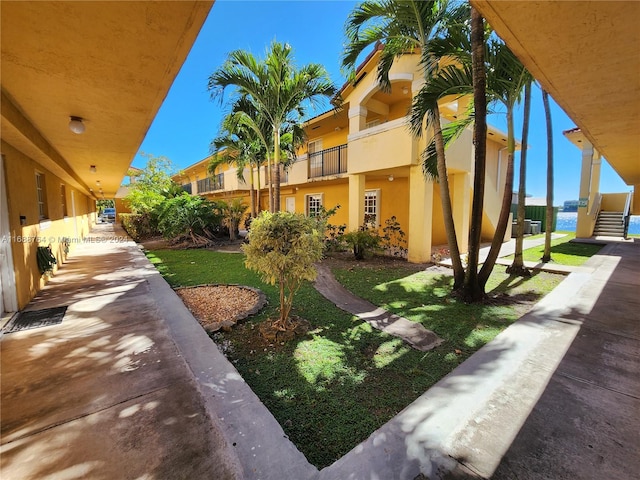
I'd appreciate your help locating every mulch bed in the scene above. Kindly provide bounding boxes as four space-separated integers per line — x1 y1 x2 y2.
175 284 266 333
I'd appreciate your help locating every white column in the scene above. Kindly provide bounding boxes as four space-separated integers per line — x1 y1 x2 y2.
576 143 601 238
348 106 367 134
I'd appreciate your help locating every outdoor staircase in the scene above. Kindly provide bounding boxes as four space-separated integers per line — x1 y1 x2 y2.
593 210 626 238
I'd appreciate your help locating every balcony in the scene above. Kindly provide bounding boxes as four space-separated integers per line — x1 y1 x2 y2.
196 174 224 194
347 118 416 174
308 144 348 179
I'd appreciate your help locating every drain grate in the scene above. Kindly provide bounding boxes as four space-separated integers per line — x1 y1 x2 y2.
3 306 67 333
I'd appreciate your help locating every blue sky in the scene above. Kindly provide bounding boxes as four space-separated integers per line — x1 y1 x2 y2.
134 0 630 205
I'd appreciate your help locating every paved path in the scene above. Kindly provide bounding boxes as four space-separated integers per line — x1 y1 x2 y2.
439 233 571 271
314 264 443 352
0 224 242 479
3 225 637 480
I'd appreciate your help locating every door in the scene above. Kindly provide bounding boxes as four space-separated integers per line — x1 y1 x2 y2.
308 140 323 178
0 154 18 314
285 197 296 213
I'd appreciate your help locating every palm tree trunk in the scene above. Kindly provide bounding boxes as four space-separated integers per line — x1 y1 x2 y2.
542 88 554 262
478 107 516 288
266 153 273 213
433 104 464 288
463 6 487 302
273 127 281 212
255 162 262 214
249 167 256 218
507 80 532 276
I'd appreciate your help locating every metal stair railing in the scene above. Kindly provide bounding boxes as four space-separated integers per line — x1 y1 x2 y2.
622 191 632 238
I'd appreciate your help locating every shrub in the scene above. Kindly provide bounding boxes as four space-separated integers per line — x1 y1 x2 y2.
156 194 223 245
120 213 159 241
343 226 380 260
242 211 323 327
380 216 408 258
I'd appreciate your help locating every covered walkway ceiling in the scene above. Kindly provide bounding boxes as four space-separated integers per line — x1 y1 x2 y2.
472 0 640 185
1 1 213 198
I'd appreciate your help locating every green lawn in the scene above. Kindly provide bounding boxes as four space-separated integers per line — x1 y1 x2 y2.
504 232 604 266
147 249 563 468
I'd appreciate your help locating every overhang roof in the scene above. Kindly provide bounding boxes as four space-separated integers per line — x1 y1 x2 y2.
1 1 212 198
471 0 640 185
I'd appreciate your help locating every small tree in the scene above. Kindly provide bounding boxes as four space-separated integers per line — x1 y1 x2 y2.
124 153 181 214
217 198 248 240
242 211 323 329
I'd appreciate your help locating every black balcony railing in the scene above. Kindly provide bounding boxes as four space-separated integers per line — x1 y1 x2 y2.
308 144 347 178
196 174 224 194
181 183 192 194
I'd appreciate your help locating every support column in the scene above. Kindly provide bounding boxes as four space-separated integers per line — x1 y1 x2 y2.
348 106 367 135
452 172 470 254
407 165 433 263
348 174 365 230
576 143 601 238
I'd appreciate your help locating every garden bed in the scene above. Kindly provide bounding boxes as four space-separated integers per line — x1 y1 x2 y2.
147 248 564 468
175 284 266 333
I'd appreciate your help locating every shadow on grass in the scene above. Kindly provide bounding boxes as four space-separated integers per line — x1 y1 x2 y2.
147 249 550 468
551 241 604 258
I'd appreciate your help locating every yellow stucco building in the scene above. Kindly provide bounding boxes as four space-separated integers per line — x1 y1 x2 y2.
1 1 212 312
176 47 512 263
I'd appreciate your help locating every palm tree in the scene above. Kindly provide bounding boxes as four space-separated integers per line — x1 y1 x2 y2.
464 6 488 302
343 0 469 288
211 114 260 218
475 40 532 291
212 96 275 215
541 87 554 262
408 12 531 298
507 79 532 276
208 41 336 212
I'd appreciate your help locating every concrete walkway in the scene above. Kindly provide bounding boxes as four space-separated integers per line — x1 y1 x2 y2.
439 233 581 273
2 225 638 480
314 264 443 351
0 224 242 479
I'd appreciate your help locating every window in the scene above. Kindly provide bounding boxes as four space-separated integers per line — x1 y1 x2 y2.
35 172 48 220
306 194 323 217
364 189 380 227
60 184 68 217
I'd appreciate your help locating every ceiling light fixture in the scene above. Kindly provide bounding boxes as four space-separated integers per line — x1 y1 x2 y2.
388 175 394 182
69 116 85 134
89 165 97 173
402 86 409 95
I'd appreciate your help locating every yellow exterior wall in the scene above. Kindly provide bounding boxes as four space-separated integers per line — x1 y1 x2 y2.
279 178 410 239
600 193 629 211
114 197 131 221
431 184 447 246
348 123 417 174
2 141 93 309
370 178 410 234
307 129 349 150
388 99 412 122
